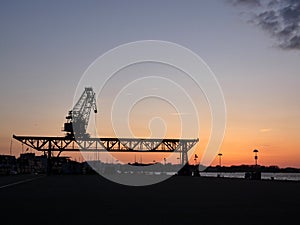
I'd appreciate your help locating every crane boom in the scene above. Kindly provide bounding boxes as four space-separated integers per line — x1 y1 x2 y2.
63 87 97 138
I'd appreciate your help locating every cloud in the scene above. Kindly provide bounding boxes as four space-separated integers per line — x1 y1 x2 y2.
229 0 300 50
260 128 272 132
231 0 261 7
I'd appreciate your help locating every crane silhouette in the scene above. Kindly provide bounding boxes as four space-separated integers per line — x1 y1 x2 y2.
63 87 97 138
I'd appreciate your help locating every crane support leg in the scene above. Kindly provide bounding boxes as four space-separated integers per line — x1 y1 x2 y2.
47 141 52 176
181 141 188 165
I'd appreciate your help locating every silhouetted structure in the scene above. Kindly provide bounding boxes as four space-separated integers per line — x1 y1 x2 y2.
218 153 223 167
177 163 200 176
253 149 259 166
245 170 261 180
63 87 97 139
13 87 199 175
0 155 17 175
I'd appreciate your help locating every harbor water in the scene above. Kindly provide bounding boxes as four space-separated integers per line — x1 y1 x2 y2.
199 172 300 181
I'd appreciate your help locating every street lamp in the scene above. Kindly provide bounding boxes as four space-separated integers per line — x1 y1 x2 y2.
218 153 223 167
253 149 259 166
194 154 198 165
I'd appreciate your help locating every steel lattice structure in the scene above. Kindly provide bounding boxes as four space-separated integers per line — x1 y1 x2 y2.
12 135 198 152
13 135 198 165
12 87 199 174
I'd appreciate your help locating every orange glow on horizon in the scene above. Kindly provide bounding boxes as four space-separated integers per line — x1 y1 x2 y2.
2 99 300 169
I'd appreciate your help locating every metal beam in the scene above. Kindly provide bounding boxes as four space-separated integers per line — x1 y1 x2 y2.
13 135 198 165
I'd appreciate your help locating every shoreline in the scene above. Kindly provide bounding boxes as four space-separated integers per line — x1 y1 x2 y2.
1 172 300 183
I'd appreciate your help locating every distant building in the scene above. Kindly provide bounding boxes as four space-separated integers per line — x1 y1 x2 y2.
51 156 82 174
17 153 47 174
0 155 17 175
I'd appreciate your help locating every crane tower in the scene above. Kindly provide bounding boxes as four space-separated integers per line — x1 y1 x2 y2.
63 87 97 138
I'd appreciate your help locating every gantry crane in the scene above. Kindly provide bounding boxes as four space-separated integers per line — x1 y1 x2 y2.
13 87 199 175
63 87 97 138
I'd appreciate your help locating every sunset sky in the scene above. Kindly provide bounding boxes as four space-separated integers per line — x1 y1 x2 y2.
1 0 300 168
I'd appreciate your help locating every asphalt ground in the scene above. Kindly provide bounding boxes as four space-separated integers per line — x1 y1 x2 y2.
0 174 299 225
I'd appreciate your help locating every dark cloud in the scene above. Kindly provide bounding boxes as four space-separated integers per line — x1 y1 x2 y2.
256 10 280 34
285 35 300 49
231 0 261 7
230 0 300 50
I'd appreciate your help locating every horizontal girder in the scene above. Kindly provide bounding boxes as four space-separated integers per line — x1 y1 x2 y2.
13 135 198 153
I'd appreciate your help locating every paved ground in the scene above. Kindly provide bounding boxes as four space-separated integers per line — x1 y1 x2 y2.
0 174 299 225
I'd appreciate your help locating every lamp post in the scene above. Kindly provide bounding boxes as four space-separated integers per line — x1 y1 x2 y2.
194 154 198 165
177 157 180 165
9 139 12 155
253 149 259 166
218 153 223 167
